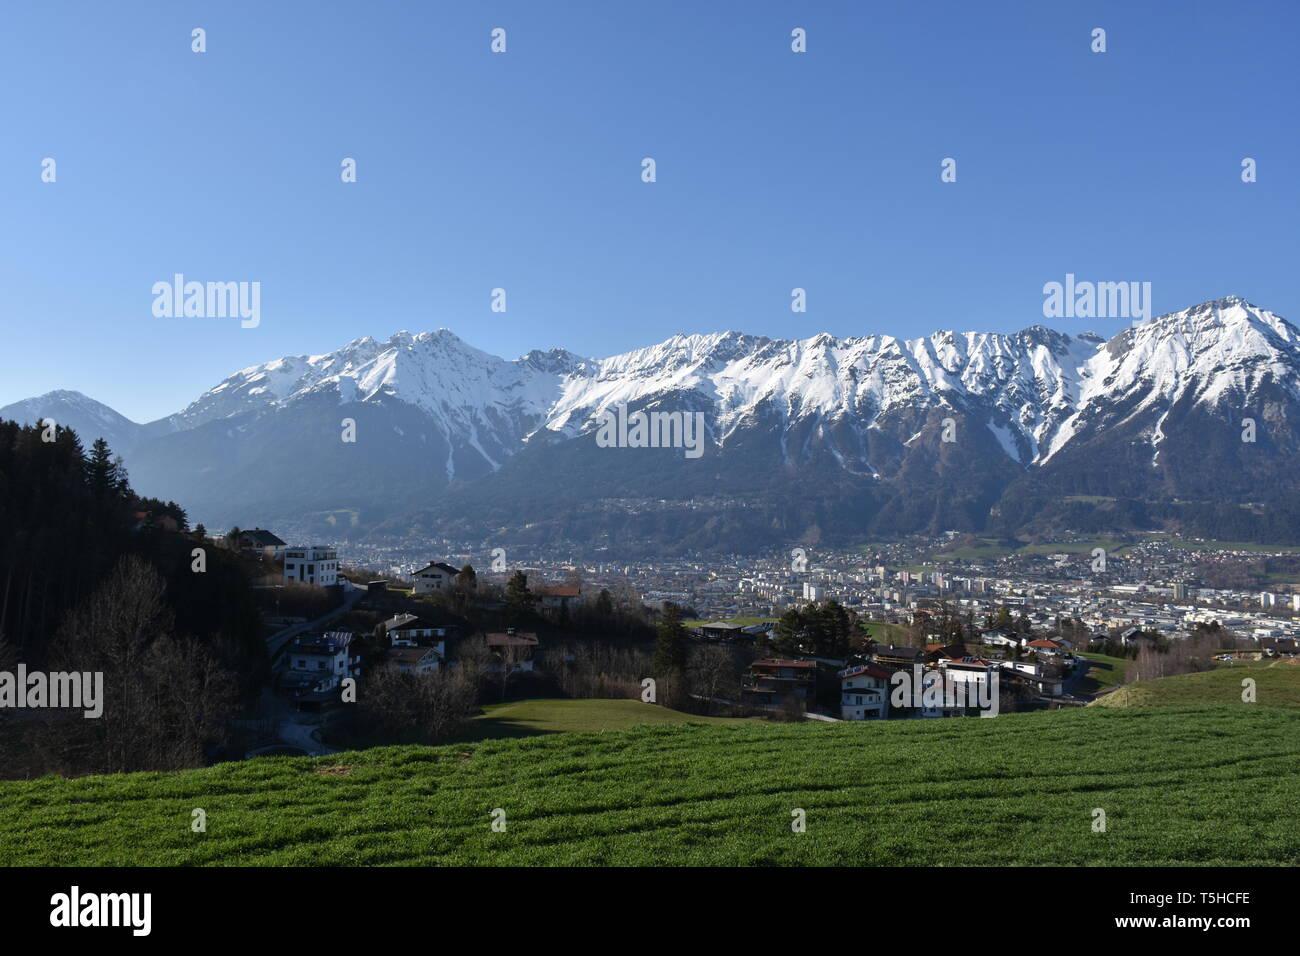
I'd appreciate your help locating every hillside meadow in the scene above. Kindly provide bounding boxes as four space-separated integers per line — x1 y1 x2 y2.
456 698 752 741
1 704 1296 866
1094 659 1300 710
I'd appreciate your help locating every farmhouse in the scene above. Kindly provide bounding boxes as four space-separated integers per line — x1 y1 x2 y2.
386 646 442 674
382 612 456 649
485 629 540 672
238 528 285 555
412 561 461 595
536 585 581 611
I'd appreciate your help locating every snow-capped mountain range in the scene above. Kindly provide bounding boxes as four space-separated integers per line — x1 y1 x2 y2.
6 296 1300 552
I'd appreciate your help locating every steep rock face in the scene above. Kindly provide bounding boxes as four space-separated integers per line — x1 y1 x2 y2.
9 296 1300 550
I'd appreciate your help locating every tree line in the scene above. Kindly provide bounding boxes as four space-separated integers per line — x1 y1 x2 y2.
0 419 266 778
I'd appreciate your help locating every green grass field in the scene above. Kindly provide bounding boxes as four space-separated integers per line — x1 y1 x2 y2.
1077 653 1132 696
1094 660 1300 710
1 704 1296 866
456 698 751 741
864 621 911 643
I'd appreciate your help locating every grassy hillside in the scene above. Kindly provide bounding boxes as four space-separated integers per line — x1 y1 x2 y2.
1 705 1296 866
1094 659 1300 710
1077 653 1132 696
456 698 751 741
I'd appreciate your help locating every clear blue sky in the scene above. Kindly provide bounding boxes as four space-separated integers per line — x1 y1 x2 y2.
1 0 1296 422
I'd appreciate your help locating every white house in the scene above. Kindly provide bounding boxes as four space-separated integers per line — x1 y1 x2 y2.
412 561 460 594
282 631 357 695
1026 638 1064 657
839 663 892 720
916 656 1001 717
981 628 1030 650
381 613 449 665
283 547 338 586
386 646 441 674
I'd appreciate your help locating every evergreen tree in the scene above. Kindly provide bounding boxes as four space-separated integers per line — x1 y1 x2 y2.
816 599 853 658
772 607 804 656
505 571 534 612
653 602 688 677
86 438 119 496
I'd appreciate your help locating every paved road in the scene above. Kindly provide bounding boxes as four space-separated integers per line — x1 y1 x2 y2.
265 581 365 662
247 582 365 759
1063 655 1090 698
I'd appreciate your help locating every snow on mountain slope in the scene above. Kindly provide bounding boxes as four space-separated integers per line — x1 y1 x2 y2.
1042 297 1300 462
151 296 1300 480
540 325 1104 467
165 330 596 478
11 296 1297 510
0 389 147 452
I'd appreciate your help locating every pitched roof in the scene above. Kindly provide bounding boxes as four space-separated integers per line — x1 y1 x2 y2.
414 561 461 576
240 528 285 548
537 586 581 598
486 631 539 647
840 664 893 681
387 647 439 665
941 656 998 668
873 644 921 660
387 614 439 632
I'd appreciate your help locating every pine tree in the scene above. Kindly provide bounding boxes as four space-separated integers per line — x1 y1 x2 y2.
86 438 118 496
653 602 688 677
505 571 533 611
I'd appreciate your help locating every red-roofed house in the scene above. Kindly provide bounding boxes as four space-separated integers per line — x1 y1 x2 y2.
1027 638 1064 657
536 585 581 611
839 663 893 720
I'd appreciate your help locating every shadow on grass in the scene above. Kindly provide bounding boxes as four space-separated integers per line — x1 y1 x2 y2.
450 716 553 743
1077 658 1122 697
